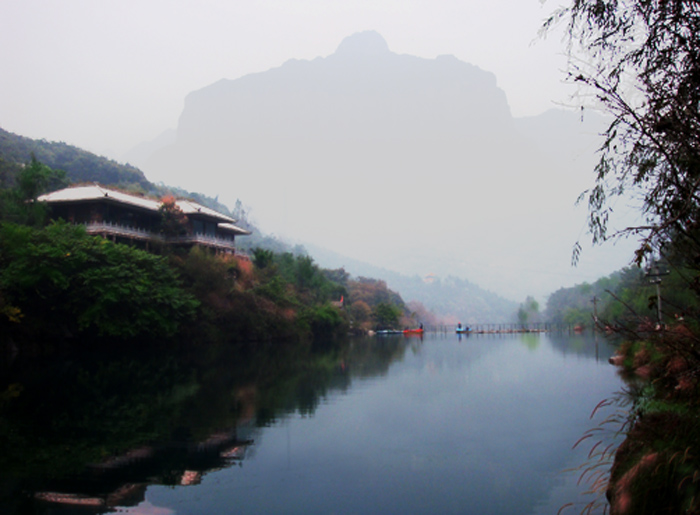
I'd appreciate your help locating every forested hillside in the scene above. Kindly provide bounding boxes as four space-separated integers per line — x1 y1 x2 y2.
0 127 149 188
545 265 700 329
306 243 518 323
0 126 240 219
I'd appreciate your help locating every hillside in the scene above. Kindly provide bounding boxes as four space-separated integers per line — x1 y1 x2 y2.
0 127 149 189
306 243 517 323
0 126 238 220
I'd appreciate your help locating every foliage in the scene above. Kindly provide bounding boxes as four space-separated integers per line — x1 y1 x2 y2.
159 194 189 237
349 299 372 325
348 277 403 308
259 252 347 306
548 273 602 324
346 277 407 331
372 302 403 329
170 247 295 342
545 1 700 268
0 156 22 190
0 156 68 226
252 247 275 269
172 245 238 299
516 296 541 325
604 336 700 514
0 215 370 346
300 304 347 341
0 221 198 341
546 263 700 329
168 247 352 343
0 126 149 189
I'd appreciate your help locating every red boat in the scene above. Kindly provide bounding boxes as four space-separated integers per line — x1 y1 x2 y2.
403 328 424 335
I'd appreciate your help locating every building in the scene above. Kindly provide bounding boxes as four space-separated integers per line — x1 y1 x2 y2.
37 184 251 254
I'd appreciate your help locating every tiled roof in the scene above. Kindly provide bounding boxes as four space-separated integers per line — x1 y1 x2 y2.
219 223 252 235
176 199 236 223
38 184 160 211
38 185 237 224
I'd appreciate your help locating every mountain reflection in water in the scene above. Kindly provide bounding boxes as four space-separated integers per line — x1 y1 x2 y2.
1 333 622 515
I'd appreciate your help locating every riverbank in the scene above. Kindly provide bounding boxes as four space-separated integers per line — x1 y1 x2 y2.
605 325 700 514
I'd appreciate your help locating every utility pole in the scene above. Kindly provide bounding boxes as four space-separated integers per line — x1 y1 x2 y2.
591 296 599 325
591 295 600 360
646 261 670 328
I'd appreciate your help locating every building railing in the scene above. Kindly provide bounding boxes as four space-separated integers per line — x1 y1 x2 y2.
171 233 237 250
84 222 160 242
84 222 238 251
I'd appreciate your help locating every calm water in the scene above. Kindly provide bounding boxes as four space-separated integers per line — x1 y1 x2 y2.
1 332 624 514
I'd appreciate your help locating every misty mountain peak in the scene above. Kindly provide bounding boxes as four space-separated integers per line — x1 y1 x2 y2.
335 31 390 57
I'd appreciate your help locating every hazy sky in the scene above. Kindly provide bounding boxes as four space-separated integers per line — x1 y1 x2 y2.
2 0 569 158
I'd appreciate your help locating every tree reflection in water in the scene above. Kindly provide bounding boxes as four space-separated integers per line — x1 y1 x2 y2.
0 336 412 514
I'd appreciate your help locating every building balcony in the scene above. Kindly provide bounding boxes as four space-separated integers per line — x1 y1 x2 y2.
84 222 239 253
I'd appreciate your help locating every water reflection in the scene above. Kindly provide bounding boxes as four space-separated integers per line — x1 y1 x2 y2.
1 332 621 514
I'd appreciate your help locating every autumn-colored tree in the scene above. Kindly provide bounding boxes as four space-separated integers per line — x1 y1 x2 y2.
159 195 188 237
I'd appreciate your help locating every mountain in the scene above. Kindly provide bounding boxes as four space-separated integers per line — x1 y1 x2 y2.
131 30 634 302
122 128 176 168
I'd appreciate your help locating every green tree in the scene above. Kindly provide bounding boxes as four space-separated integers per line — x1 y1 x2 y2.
517 296 540 326
252 247 275 269
517 306 529 325
301 304 346 341
0 157 67 226
0 221 198 341
372 302 403 329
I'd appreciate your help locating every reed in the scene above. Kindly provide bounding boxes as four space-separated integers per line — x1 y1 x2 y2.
559 391 633 514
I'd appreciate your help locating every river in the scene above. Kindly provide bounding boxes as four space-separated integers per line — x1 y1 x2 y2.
1 331 625 514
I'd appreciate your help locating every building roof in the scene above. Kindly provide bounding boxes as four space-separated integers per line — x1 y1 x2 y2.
38 185 238 224
176 199 236 223
219 222 252 236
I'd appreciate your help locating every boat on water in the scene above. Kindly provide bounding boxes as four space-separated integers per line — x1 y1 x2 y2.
456 323 471 334
403 324 424 335
375 329 403 335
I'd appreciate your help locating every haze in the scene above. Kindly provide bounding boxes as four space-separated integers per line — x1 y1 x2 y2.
0 1 639 302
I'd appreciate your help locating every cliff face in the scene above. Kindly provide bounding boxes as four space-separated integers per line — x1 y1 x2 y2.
148 30 516 184
175 31 511 145
139 31 617 301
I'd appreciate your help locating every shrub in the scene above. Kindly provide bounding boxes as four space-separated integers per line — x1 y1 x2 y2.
0 221 198 341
